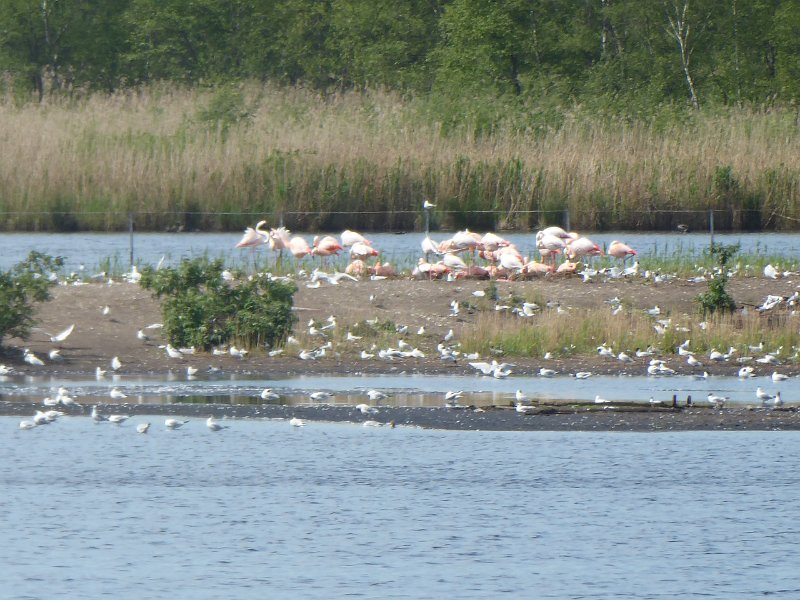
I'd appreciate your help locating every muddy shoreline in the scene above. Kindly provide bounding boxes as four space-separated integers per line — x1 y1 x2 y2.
4 400 800 432
2 278 799 431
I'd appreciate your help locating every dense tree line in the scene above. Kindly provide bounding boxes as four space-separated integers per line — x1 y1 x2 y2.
1 1 799 111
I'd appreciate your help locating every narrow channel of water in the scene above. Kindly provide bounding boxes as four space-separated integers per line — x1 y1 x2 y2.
0 372 792 407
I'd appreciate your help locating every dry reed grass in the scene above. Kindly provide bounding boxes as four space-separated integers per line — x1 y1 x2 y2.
2 83 800 232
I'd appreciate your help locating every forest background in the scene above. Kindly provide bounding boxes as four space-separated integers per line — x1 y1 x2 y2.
1 0 800 232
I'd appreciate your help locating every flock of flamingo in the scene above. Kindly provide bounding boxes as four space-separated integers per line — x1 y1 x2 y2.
236 219 638 280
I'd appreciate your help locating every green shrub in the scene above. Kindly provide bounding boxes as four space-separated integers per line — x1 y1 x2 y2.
697 242 739 316
0 252 64 346
139 257 297 350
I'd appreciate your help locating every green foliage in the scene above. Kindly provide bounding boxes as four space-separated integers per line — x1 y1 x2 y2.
0 0 795 113
696 242 739 316
139 257 297 350
0 252 63 346
195 85 252 135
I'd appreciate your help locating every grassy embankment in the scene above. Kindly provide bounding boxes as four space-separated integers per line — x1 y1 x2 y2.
292 298 799 366
1 83 800 233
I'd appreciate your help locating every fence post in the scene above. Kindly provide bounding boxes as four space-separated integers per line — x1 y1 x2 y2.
129 212 134 267
563 209 571 232
709 209 715 247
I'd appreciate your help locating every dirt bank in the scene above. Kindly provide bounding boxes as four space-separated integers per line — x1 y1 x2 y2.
1 276 797 379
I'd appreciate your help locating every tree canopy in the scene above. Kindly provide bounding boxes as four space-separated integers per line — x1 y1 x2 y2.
1 0 799 111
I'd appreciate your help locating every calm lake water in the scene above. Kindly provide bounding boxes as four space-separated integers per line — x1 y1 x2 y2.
0 372 792 407
2 416 798 599
1 230 799 272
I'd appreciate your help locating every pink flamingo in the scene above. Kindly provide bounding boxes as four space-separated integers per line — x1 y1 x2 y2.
421 236 440 259
235 220 269 268
235 220 269 248
481 232 511 252
312 235 343 268
499 251 525 274
287 236 312 260
536 233 567 267
413 258 449 280
345 259 368 278
522 261 554 278
442 253 467 271
341 229 372 247
566 236 603 260
350 242 379 260
268 226 291 267
538 226 571 240
608 240 637 264
369 262 397 277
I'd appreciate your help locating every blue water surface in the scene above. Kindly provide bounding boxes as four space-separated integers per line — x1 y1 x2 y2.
2 416 798 599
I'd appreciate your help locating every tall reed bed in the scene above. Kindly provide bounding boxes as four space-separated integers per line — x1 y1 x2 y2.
2 84 800 232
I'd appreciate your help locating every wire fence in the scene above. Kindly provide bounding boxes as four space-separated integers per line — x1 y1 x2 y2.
0 207 793 224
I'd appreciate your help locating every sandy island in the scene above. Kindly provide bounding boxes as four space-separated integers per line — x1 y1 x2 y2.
2 276 799 431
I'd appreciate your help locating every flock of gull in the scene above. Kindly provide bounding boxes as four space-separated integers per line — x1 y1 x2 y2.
4 209 800 428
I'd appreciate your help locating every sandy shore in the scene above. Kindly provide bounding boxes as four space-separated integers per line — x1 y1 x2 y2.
1 277 798 431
